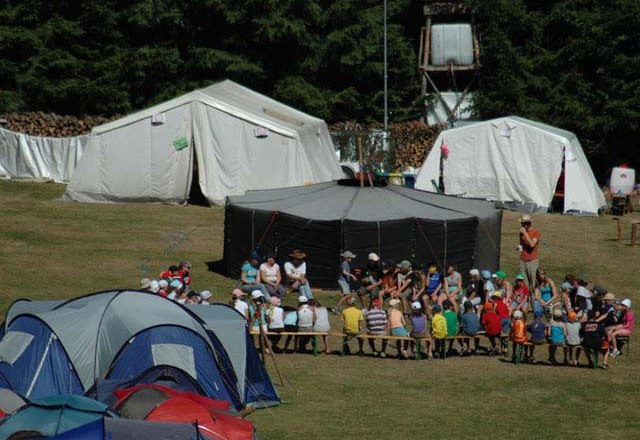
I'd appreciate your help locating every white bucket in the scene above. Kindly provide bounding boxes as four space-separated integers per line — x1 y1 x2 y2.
610 167 635 195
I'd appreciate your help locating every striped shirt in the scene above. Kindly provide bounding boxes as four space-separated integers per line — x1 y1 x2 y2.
365 308 388 334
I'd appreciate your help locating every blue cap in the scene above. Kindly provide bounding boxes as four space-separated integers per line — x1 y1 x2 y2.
534 311 544 318
481 270 491 279
170 280 182 288
433 304 442 312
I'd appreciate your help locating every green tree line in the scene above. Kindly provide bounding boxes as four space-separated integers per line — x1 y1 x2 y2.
0 1 638 175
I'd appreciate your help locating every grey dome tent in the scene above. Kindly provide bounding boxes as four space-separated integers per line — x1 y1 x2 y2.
223 181 502 288
0 291 279 410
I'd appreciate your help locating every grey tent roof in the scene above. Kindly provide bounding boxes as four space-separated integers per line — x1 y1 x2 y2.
0 388 27 414
186 304 247 402
4 291 214 391
227 181 499 222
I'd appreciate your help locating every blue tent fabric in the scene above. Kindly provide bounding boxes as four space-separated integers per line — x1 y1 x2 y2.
50 418 206 440
0 394 111 438
0 316 83 399
242 331 280 407
106 326 241 409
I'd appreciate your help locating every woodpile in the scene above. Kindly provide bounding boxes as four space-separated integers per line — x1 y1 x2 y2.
0 112 117 137
329 120 444 171
389 121 444 170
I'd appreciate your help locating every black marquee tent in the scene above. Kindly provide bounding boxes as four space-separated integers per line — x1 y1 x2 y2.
223 181 502 289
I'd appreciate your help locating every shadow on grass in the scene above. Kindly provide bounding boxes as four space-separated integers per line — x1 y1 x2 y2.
207 259 225 275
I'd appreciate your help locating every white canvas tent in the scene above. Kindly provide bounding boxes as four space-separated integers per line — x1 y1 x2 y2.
415 116 606 215
0 128 87 183
63 80 343 205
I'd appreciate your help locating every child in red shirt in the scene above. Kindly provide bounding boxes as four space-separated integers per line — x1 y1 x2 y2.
481 302 502 355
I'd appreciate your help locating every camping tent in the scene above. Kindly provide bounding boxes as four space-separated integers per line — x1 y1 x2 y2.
0 394 113 438
415 116 607 215
223 180 502 288
0 291 277 410
114 385 255 440
0 128 87 183
50 418 209 440
62 80 343 205
186 304 280 408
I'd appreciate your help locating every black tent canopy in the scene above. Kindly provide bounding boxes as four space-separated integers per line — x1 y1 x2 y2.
223 181 502 289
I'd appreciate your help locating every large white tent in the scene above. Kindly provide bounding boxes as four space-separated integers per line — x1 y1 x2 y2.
63 80 343 205
415 116 606 215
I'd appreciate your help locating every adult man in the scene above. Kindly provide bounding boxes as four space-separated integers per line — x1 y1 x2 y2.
284 249 313 299
357 253 383 308
518 214 541 293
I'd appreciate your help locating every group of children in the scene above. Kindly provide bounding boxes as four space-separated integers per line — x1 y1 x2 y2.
227 253 635 369
138 261 214 305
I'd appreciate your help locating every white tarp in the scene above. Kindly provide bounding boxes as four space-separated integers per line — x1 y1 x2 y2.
63 80 343 205
416 116 606 215
0 128 87 182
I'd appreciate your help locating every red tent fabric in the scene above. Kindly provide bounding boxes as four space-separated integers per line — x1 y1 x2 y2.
113 385 254 440
146 397 254 440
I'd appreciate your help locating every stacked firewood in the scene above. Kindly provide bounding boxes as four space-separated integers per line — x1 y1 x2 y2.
0 112 117 137
389 121 444 170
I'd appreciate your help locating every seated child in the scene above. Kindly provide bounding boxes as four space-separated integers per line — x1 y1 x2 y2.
547 308 567 364
460 301 480 355
480 302 502 355
341 297 364 355
364 298 389 357
526 310 547 363
431 304 448 358
388 299 409 358
608 298 634 358
442 300 460 355
409 301 431 360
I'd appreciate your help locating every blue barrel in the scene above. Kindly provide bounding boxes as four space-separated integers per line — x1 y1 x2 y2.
403 173 416 189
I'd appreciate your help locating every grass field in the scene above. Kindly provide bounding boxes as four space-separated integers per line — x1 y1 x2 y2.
1 180 639 439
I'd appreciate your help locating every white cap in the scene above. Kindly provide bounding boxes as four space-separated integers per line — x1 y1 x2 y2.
411 301 422 310
149 280 159 293
200 290 212 300
298 295 309 303
251 290 264 299
513 310 523 319
621 298 632 308
469 269 480 277
368 252 380 262
158 280 169 288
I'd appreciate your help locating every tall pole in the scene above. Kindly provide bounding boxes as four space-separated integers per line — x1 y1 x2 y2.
383 0 388 134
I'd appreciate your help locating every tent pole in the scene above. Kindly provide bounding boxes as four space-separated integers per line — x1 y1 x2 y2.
358 134 364 188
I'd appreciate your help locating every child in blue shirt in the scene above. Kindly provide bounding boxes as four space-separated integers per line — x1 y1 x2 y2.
460 301 480 355
526 310 547 363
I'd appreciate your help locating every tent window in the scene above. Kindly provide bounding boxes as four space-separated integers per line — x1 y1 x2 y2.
0 331 34 365
151 343 197 379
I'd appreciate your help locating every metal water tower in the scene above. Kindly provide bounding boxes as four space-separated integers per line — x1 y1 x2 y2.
418 2 480 127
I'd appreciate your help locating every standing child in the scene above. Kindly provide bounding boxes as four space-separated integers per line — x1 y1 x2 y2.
460 301 480 356
547 308 568 364
565 311 582 365
509 310 528 363
388 298 409 358
431 304 448 358
335 251 358 312
526 311 547 363
580 311 610 368
481 302 502 355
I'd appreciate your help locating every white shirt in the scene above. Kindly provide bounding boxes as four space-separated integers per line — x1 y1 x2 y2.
260 263 281 283
268 306 284 329
285 261 307 278
297 305 314 328
234 300 249 317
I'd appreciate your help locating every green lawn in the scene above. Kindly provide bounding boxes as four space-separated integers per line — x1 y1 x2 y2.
1 180 639 439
